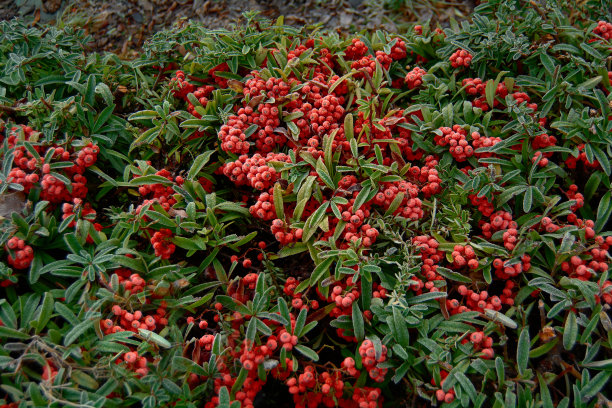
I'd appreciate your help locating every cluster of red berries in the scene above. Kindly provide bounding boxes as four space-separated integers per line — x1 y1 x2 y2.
247 104 285 153
271 218 303 245
339 208 379 248
408 155 442 197
6 126 98 204
243 71 297 100
351 52 392 78
5 237 33 270
594 20 612 41
455 285 504 313
170 70 195 99
218 115 251 154
471 131 502 159
42 360 58 382
113 269 147 293
451 245 479 269
511 91 538 111
250 189 277 221
345 38 368 60
404 66 427 89
61 198 102 242
461 78 509 111
119 351 149 377
358 340 388 382
187 85 216 117
283 277 319 311
480 211 517 239
468 193 495 217
462 330 494 359
223 152 289 190
565 143 600 170
350 387 382 408
75 143 99 168
135 169 179 213
450 49 472 68
150 228 176 259
304 95 345 136
102 302 168 335
208 62 230 88
539 216 561 234
435 125 474 162
432 371 455 403
492 255 531 279
601 280 612 304
502 227 519 251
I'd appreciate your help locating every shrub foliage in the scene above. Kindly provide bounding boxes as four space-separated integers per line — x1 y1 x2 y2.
1 2 611 407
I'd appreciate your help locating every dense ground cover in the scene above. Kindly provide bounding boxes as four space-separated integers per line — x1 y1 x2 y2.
1 1 611 407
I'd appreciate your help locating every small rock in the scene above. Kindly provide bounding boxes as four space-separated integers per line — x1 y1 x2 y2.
43 0 62 13
0 191 26 219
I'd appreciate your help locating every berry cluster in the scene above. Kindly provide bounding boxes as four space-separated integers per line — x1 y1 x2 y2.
223 153 289 190
102 302 168 335
461 78 508 111
450 245 478 269
5 237 33 270
435 125 474 162
345 38 368 60
449 49 472 68
432 371 455 403
565 143 600 170
150 228 176 259
119 351 149 377
404 66 426 89
463 330 494 359
594 20 612 41
358 340 388 382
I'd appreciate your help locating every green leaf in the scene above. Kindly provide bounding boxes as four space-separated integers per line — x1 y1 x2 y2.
0 326 30 340
302 202 329 242
595 191 611 232
484 309 518 329
485 80 496 111
455 371 477 403
64 319 93 346
538 372 554 408
128 110 159 121
187 151 215 180
294 308 307 337
580 371 611 402
352 185 371 213
315 158 335 189
294 344 319 361
539 52 555 75
436 266 472 283
293 176 316 221
406 291 446 304
523 186 533 213
517 327 530 375
34 292 54 334
231 367 248 397
309 257 334 286
392 307 410 347
273 182 285 219
138 328 171 348
563 311 578 351
352 302 365 341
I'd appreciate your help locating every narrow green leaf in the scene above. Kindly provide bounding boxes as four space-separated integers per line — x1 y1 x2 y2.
563 311 578 351
352 302 365 341
517 327 530 375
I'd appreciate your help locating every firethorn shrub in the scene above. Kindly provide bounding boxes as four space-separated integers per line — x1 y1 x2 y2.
1 2 612 408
